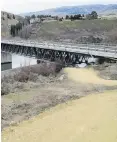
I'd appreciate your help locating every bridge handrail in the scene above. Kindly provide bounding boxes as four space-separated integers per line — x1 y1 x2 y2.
1 39 117 46
1 40 117 52
1 40 117 59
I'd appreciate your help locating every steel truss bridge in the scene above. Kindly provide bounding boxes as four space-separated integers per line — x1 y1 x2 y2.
1 39 117 65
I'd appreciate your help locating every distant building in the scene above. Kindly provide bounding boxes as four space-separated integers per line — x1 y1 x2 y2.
30 18 41 24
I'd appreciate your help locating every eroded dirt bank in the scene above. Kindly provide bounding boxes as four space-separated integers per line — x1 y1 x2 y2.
2 64 117 142
64 67 117 86
2 90 117 142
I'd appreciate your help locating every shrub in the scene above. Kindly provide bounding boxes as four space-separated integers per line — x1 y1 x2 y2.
13 69 39 82
1 83 12 95
2 17 5 20
7 14 11 19
1 63 63 95
13 14 15 19
18 25 32 39
13 71 30 82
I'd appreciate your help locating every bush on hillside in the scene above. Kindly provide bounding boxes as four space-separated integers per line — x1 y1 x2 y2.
1 63 63 95
7 14 11 19
13 14 15 19
2 17 5 20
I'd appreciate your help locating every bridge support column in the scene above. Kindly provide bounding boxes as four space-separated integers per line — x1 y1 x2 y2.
37 59 45 64
1 52 12 71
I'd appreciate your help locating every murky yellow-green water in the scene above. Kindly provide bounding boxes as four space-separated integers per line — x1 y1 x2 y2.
2 68 117 142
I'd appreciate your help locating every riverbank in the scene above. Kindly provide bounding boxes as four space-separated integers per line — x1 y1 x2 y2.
1 63 117 131
1 62 63 95
2 90 117 142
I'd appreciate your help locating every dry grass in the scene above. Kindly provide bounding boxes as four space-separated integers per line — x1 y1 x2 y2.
93 63 117 80
2 76 115 130
2 90 117 142
1 62 63 95
1 11 24 38
29 19 117 44
1 64 117 130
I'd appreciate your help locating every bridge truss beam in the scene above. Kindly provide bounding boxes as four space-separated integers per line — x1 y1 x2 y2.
1 43 94 65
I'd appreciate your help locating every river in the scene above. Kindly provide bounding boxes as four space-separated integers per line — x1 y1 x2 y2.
2 52 98 71
12 54 37 68
1 52 37 71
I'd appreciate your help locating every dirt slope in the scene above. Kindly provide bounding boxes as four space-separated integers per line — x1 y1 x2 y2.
64 67 117 86
2 90 117 142
2 67 117 142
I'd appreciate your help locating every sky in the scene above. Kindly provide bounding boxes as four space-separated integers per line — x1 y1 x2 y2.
1 0 117 14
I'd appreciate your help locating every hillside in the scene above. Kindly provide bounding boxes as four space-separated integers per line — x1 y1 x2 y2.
27 19 117 44
21 4 117 16
2 64 117 141
1 11 24 38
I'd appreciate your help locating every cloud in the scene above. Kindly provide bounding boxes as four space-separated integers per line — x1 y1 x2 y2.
1 0 117 14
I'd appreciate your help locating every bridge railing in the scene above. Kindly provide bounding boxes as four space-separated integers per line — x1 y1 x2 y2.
1 39 117 59
1 39 117 52
2 39 117 47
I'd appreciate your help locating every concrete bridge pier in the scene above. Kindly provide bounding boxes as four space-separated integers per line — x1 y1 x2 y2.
1 52 12 71
37 60 45 64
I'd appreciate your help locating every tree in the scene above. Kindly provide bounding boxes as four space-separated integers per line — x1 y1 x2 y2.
18 25 32 39
16 22 22 34
55 16 58 20
7 14 11 19
10 22 23 37
91 11 98 19
13 14 15 19
78 14 82 19
66 15 69 19
86 11 98 20
10 25 16 36
37 15 40 18
59 18 63 21
25 16 31 24
25 16 31 20
70 15 74 21
2 17 5 20
75 14 82 20
31 14 36 19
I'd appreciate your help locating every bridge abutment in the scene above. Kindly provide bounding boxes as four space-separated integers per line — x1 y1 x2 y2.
1 41 117 68
1 52 12 71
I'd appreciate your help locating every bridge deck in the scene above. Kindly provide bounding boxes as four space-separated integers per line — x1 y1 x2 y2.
1 39 117 59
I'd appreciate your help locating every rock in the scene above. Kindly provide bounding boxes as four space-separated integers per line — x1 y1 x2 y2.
88 57 96 63
58 75 65 81
76 63 87 68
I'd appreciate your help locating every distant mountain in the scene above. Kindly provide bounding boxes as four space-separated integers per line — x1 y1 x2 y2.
20 4 117 16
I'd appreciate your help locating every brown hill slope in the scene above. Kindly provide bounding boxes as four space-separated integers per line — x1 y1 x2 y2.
28 19 117 44
1 11 24 38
